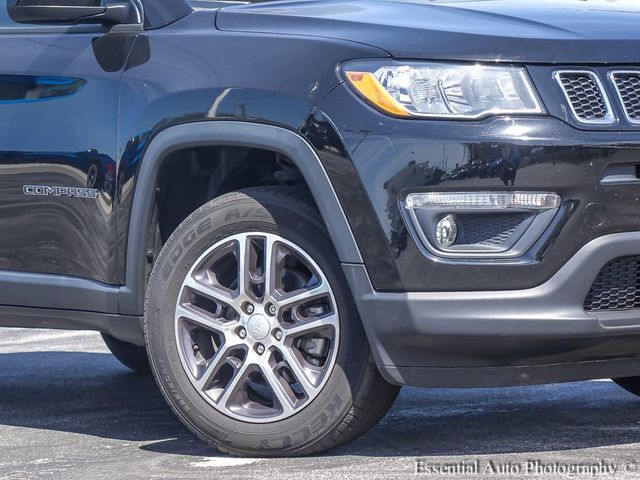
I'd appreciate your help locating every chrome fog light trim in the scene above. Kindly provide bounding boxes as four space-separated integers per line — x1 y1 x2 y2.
405 192 561 211
403 191 563 260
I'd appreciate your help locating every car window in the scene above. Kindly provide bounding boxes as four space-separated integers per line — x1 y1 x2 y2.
0 0 102 28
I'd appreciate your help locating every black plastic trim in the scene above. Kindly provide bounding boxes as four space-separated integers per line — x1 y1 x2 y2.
119 121 363 316
141 0 192 30
344 231 640 387
382 359 640 388
0 271 119 313
0 305 143 345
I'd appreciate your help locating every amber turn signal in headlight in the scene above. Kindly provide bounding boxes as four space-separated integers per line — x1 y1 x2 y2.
344 71 410 117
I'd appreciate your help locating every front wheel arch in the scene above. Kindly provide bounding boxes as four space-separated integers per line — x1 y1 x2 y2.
119 121 362 317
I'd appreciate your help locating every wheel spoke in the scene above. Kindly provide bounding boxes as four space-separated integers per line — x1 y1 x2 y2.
216 359 252 408
284 314 338 337
273 282 331 309
176 304 230 334
236 235 249 298
193 339 242 391
278 345 317 396
184 275 236 307
263 236 277 300
260 363 296 417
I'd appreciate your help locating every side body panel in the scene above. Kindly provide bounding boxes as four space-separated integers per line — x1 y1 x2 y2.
0 32 135 284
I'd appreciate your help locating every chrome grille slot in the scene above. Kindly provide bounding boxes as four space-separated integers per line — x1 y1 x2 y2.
555 71 614 124
611 71 640 124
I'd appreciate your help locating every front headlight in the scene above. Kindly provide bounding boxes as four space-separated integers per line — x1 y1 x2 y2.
343 61 545 120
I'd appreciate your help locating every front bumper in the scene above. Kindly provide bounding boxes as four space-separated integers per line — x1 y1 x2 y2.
344 232 640 387
307 83 640 387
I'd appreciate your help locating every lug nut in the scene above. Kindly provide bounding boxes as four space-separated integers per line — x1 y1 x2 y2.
237 327 247 339
268 304 277 316
255 343 265 355
245 303 255 314
273 329 283 341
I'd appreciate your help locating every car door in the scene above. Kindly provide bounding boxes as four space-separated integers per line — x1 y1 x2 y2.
0 1 140 310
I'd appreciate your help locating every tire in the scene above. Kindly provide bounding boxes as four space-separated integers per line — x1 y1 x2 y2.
613 377 640 396
101 333 151 374
145 187 399 457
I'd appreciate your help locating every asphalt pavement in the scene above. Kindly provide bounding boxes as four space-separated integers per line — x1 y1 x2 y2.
1 327 640 480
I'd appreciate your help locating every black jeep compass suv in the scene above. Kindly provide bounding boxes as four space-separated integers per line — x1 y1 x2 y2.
2 0 640 457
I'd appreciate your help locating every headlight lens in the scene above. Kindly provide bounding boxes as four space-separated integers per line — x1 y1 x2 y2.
343 61 545 119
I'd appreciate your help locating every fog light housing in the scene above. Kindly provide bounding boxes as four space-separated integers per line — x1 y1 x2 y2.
435 215 458 247
403 191 562 259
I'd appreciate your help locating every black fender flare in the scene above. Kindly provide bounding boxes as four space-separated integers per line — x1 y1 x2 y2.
118 121 363 316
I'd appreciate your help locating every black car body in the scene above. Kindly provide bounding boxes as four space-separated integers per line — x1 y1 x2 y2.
2 0 640 456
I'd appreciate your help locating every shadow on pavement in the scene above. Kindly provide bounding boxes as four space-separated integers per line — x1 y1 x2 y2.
0 351 640 458
0 351 207 455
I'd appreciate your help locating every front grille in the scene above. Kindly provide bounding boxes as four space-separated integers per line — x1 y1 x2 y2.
611 72 640 124
555 71 613 124
585 256 640 312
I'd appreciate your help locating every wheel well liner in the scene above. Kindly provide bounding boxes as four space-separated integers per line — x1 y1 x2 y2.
118 121 362 316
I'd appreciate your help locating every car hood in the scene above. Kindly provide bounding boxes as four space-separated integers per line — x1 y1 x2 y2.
216 0 640 63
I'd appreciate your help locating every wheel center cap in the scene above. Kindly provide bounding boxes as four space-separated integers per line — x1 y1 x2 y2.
247 314 270 341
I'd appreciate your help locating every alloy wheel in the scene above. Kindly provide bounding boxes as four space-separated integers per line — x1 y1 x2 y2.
175 232 339 423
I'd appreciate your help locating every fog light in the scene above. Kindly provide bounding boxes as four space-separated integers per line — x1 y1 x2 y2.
435 215 457 247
